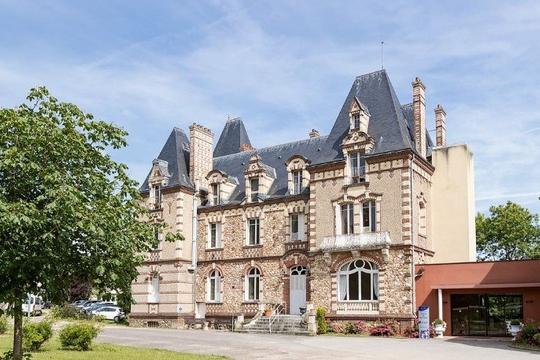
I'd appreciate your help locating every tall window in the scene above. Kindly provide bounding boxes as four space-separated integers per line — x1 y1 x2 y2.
208 223 222 248
245 267 261 301
341 204 354 235
212 183 221 205
152 184 161 208
290 214 304 241
207 270 221 302
250 178 259 202
338 260 378 301
362 201 376 232
350 152 366 183
292 170 303 195
148 274 160 303
152 227 161 251
352 113 360 129
248 218 260 245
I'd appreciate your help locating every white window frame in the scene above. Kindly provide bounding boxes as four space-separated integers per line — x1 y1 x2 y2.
152 184 161 208
207 270 221 303
212 183 221 205
290 213 304 241
148 274 160 303
245 267 261 301
247 218 260 246
337 260 379 301
352 113 360 129
250 178 259 202
339 203 354 235
292 170 303 195
208 222 222 249
361 201 377 233
350 151 366 183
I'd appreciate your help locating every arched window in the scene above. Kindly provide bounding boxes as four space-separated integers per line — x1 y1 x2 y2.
148 273 160 303
207 270 221 302
245 267 261 301
338 260 378 301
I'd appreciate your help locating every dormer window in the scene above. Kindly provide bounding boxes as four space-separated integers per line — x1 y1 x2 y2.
250 178 259 202
152 184 161 208
353 113 360 129
212 183 221 205
292 170 303 195
350 151 366 183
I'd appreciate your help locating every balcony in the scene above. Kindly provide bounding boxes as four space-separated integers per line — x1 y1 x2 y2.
320 232 391 252
336 300 379 314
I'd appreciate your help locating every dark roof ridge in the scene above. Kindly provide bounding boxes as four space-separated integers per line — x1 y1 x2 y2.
355 69 386 80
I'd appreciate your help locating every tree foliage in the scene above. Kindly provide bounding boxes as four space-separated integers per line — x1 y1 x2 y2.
0 87 181 359
476 201 540 260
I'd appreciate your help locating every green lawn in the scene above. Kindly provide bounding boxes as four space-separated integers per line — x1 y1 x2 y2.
0 333 229 360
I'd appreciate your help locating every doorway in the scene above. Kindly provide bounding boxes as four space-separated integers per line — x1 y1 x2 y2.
289 266 307 315
450 294 523 336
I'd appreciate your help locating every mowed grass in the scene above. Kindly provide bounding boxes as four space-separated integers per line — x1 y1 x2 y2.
0 332 229 360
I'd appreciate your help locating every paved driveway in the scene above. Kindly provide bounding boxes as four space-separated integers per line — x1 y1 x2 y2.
98 327 536 360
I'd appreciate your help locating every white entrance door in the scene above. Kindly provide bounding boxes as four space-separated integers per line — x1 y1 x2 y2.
289 266 307 315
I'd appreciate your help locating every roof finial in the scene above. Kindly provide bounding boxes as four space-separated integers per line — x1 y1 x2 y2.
381 41 384 70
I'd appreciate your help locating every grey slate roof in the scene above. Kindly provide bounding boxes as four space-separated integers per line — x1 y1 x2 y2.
213 117 252 157
140 127 193 192
140 70 434 200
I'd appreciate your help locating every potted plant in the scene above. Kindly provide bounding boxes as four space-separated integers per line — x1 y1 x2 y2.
432 319 447 338
508 319 522 338
263 304 273 317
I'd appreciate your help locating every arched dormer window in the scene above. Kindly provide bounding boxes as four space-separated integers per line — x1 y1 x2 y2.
244 154 275 203
207 270 222 302
206 169 238 206
285 155 310 195
338 260 379 301
349 97 370 133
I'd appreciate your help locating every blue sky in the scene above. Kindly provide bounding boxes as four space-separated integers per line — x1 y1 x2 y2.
1 0 539 215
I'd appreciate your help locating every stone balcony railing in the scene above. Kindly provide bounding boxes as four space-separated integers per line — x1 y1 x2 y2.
319 232 391 252
336 300 379 314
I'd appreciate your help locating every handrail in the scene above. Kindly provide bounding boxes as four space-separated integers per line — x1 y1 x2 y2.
268 303 285 333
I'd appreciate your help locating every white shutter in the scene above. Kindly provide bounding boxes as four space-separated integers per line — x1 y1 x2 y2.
335 205 342 235
298 214 305 240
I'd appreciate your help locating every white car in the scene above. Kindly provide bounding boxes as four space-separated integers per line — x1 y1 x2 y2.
91 306 124 322
21 294 43 316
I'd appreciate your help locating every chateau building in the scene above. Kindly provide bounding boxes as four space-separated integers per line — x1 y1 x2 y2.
130 70 476 328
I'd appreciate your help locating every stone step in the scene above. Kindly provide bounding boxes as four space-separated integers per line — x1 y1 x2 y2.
236 329 311 336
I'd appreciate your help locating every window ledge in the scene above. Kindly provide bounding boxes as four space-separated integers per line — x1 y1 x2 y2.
242 301 260 304
205 247 223 251
243 244 263 249
344 181 369 189
285 239 307 243
206 302 223 305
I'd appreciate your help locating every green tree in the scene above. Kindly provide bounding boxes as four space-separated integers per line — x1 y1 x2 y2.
476 201 540 260
0 87 181 360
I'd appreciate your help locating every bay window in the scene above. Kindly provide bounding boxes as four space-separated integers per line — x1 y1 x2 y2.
338 260 378 301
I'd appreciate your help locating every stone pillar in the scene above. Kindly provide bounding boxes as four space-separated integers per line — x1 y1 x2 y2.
412 78 426 158
435 105 446 147
189 123 214 189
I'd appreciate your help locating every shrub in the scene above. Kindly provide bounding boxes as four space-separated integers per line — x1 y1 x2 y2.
354 321 368 335
0 350 32 360
315 307 328 334
48 305 89 321
23 321 53 351
343 322 356 334
533 333 540 345
0 316 8 335
515 321 540 345
330 321 344 333
369 320 399 337
510 319 521 326
59 323 100 351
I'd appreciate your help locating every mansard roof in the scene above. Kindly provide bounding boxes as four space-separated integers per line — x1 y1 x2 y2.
140 127 193 192
213 117 252 157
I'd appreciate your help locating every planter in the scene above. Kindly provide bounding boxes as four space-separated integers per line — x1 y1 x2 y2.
433 324 446 338
509 325 521 338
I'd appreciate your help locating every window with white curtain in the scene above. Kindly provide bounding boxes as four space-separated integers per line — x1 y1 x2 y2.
245 267 261 301
338 260 378 301
211 183 221 205
350 151 366 183
290 213 304 241
148 274 160 303
292 170 303 194
247 218 260 245
207 270 221 302
208 223 222 248
340 203 354 235
362 201 377 232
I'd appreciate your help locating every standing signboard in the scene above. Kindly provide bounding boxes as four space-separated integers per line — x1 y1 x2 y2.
418 306 430 339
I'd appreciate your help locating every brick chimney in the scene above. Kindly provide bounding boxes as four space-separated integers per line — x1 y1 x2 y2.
309 129 320 138
189 123 213 189
412 77 426 157
435 104 446 147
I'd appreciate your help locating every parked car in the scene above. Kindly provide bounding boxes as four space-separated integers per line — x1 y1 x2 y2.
83 302 115 315
21 294 43 316
79 300 102 311
91 306 125 322
71 299 88 308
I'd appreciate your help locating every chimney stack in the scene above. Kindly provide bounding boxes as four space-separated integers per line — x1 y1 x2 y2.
435 104 446 147
189 123 214 189
309 129 320 138
412 77 426 158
